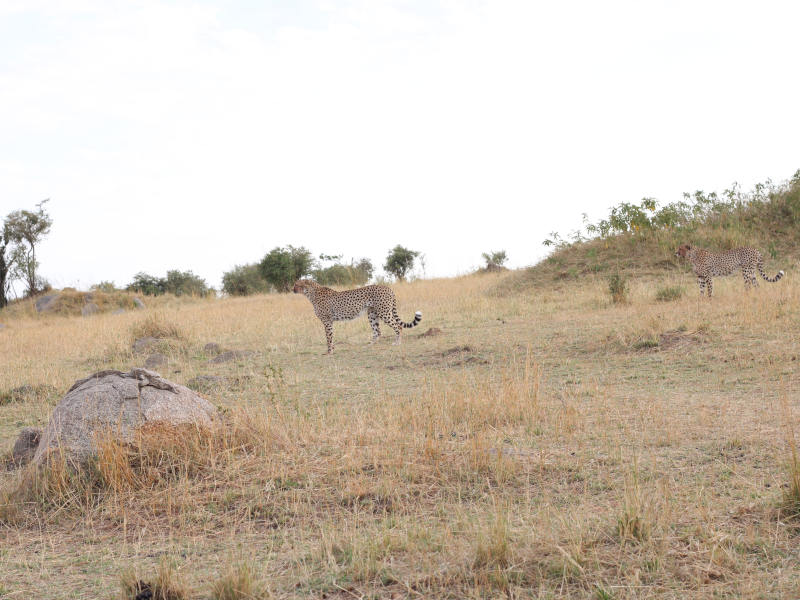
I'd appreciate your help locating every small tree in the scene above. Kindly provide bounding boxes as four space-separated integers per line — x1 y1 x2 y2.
4 199 53 297
259 245 314 292
222 263 270 296
384 245 419 281
481 250 508 271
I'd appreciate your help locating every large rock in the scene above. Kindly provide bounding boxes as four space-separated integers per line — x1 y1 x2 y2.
81 302 99 317
35 294 60 313
33 368 218 466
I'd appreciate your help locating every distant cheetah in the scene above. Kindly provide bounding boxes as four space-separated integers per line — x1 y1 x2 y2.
675 244 784 297
293 279 422 353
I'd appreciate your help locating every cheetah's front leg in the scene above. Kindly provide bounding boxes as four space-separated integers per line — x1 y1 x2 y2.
322 320 335 354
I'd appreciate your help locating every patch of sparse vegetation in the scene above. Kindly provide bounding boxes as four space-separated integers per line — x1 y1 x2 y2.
211 562 270 600
655 285 685 302
608 272 628 304
120 558 189 600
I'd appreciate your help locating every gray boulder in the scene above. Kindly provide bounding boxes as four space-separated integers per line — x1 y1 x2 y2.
203 342 222 356
112 308 126 315
144 353 168 369
33 368 218 466
81 302 99 317
132 336 159 353
35 294 60 313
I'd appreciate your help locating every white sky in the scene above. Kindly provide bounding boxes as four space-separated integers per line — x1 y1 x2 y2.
1 0 799 291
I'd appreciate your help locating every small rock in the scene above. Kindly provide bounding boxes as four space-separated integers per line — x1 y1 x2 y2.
203 342 222 356
81 302 99 317
112 308 126 315
144 353 168 369
132 336 160 353
10 427 42 468
133 297 145 309
207 350 255 364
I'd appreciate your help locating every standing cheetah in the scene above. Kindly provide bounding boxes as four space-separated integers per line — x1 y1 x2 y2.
675 244 784 297
293 279 422 354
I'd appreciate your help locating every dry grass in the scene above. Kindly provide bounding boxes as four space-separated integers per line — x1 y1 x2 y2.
1 270 800 598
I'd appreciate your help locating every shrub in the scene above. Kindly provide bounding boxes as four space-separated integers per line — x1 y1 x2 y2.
211 562 270 600
163 270 212 297
91 280 117 293
222 263 270 296
608 272 628 304
384 245 419 281
126 272 165 296
655 285 684 302
481 250 508 271
126 270 211 297
259 246 314 292
312 258 374 286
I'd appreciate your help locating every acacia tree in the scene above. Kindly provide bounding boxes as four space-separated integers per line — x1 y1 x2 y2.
259 245 314 292
5 199 53 297
481 250 508 270
384 245 419 281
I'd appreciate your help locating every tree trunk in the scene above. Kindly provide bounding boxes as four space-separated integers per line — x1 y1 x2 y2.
0 241 8 309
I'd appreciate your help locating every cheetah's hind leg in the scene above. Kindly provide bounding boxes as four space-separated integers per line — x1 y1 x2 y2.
368 309 381 343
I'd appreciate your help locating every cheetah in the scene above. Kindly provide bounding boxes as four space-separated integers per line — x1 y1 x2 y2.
675 244 784 297
293 279 422 353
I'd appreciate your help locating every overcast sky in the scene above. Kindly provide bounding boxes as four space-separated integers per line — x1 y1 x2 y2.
2 0 799 291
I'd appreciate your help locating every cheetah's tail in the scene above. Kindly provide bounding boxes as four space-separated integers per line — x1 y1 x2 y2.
401 311 423 328
757 261 785 283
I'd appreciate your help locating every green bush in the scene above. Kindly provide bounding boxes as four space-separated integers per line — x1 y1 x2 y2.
312 258 373 287
126 272 165 296
126 270 212 297
91 281 117 293
259 246 314 292
222 264 270 296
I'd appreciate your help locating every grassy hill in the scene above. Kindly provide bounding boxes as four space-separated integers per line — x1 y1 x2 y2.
1 259 800 598
503 171 800 291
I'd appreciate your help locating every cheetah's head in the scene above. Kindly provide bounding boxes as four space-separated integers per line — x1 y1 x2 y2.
675 244 692 259
292 279 317 294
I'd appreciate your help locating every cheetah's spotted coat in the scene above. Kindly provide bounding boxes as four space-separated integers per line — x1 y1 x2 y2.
675 244 784 297
293 279 422 353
